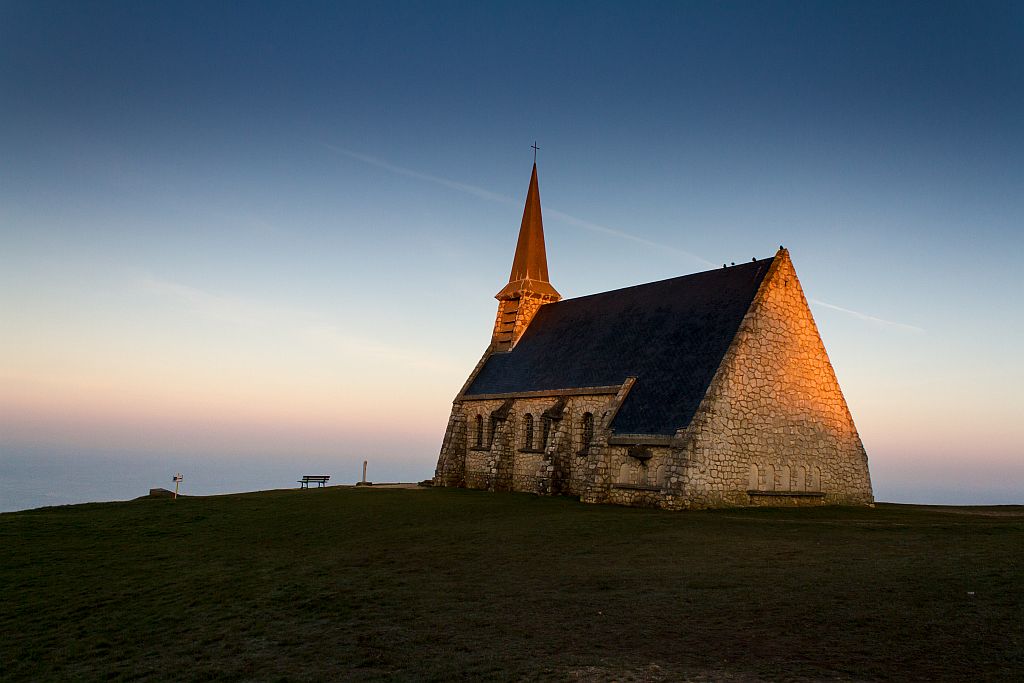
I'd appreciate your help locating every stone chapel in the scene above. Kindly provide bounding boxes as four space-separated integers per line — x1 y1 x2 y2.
433 164 873 509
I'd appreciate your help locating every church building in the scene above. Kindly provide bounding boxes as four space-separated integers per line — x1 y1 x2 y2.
434 164 873 509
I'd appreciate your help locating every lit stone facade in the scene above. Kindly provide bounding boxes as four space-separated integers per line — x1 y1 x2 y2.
668 251 873 507
434 165 872 509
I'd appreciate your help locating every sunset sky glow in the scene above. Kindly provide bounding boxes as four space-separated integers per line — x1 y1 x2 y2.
2 1 1022 509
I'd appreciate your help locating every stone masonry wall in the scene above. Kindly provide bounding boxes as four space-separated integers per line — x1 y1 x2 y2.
434 410 467 488
437 394 619 496
600 445 675 508
677 249 873 507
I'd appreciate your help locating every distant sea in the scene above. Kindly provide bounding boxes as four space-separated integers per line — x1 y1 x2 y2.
0 446 431 513
1 446 1019 512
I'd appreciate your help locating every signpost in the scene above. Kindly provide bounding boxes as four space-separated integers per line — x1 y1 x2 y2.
172 473 183 499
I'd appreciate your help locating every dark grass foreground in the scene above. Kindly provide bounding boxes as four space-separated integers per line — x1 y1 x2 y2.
1 488 1022 681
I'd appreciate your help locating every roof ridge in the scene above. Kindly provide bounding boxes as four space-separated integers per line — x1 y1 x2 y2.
552 256 775 305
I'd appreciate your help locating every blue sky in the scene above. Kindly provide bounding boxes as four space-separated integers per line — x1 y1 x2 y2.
1 1 1022 508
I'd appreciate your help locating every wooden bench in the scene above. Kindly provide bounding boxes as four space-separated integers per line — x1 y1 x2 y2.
298 475 330 488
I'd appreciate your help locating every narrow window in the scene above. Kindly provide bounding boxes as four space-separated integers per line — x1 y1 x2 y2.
580 412 594 453
488 415 498 447
541 416 552 451
474 414 483 448
523 413 534 450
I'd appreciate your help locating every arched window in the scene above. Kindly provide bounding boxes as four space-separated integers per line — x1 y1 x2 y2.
523 413 534 450
488 415 498 447
580 412 594 454
474 414 483 448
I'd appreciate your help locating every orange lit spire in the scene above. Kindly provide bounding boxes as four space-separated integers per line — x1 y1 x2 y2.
495 163 560 300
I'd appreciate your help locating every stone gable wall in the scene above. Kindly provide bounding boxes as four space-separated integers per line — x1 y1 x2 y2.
677 250 873 507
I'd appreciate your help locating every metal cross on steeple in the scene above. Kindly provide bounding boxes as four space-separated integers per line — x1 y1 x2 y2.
531 141 540 164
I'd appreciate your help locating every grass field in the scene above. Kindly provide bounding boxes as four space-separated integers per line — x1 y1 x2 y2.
1 487 1022 681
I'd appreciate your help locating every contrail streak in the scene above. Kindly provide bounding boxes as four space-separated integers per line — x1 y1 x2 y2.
324 143 713 267
325 145 917 333
324 145 514 205
544 208 713 266
810 298 925 333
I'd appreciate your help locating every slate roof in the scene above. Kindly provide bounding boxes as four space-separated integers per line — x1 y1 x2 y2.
464 257 775 435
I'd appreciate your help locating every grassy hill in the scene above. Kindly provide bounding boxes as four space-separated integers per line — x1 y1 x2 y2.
1 487 1021 681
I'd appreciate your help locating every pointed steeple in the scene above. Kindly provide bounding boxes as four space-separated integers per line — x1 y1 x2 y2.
496 164 560 300
490 162 561 351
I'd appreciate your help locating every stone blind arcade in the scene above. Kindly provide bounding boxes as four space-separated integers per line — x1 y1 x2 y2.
434 163 873 509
